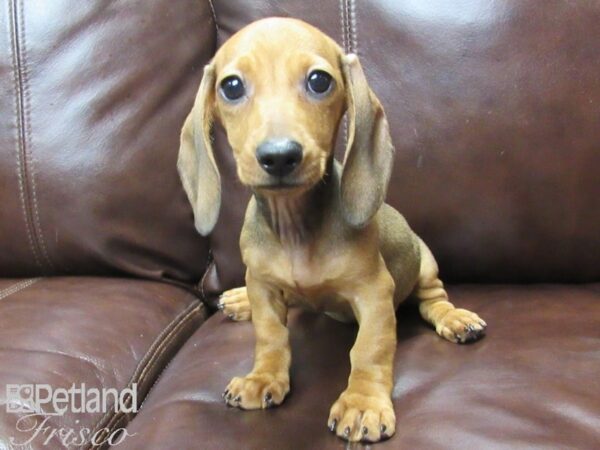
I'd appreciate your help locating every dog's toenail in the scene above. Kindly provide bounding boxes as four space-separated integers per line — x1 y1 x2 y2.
217 303 224 310
329 419 337 432
362 426 368 436
234 395 241 403
344 427 350 437
228 314 234 320
380 424 386 434
264 393 273 408
226 393 232 400
222 389 228 398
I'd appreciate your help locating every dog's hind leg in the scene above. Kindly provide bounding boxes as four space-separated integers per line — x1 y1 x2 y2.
415 239 486 343
218 287 252 321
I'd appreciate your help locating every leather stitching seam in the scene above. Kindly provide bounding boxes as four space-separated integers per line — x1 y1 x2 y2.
339 0 348 54
87 299 205 448
207 0 219 33
18 0 54 271
8 0 42 270
0 277 41 300
349 0 357 54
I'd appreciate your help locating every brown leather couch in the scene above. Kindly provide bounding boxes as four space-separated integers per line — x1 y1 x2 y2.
1 1 598 449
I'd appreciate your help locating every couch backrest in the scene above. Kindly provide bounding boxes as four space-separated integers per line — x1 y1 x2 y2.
201 0 600 302
0 0 214 284
2 1 598 297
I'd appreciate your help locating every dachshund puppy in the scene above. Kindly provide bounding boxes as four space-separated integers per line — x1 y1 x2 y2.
178 17 486 443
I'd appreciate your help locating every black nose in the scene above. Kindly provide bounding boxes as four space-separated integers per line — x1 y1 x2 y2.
256 139 303 177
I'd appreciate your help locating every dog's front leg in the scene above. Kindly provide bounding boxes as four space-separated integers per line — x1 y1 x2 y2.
329 263 397 443
224 271 290 409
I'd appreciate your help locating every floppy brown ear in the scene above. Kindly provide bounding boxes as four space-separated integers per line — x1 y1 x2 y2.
177 64 220 236
340 54 395 228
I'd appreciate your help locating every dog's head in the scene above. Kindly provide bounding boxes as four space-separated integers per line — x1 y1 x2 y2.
178 18 393 235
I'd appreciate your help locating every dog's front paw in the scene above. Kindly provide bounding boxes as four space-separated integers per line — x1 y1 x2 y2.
328 389 395 443
224 372 289 410
218 287 251 321
436 308 487 343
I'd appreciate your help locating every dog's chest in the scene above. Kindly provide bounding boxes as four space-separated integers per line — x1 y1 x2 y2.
248 243 345 298
279 248 331 292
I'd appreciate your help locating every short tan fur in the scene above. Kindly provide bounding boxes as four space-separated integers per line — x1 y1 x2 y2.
178 18 486 443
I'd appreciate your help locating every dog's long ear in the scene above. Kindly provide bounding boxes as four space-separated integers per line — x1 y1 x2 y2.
340 54 394 228
177 64 220 236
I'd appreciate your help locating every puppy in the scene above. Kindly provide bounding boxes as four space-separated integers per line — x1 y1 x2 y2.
178 17 486 443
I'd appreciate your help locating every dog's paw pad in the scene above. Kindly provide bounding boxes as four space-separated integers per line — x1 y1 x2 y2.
218 287 251 321
328 390 395 443
224 373 289 410
437 308 486 343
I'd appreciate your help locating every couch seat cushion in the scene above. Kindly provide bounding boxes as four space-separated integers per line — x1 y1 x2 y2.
0 277 205 449
119 285 599 449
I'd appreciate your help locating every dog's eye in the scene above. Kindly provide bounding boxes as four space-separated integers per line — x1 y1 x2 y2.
306 70 333 95
220 75 245 101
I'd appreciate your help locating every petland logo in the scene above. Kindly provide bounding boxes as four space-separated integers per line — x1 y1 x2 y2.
5 383 138 447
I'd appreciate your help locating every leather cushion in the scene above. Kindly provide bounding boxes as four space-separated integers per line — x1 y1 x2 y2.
201 0 600 302
0 0 214 283
0 277 205 449
118 285 600 449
